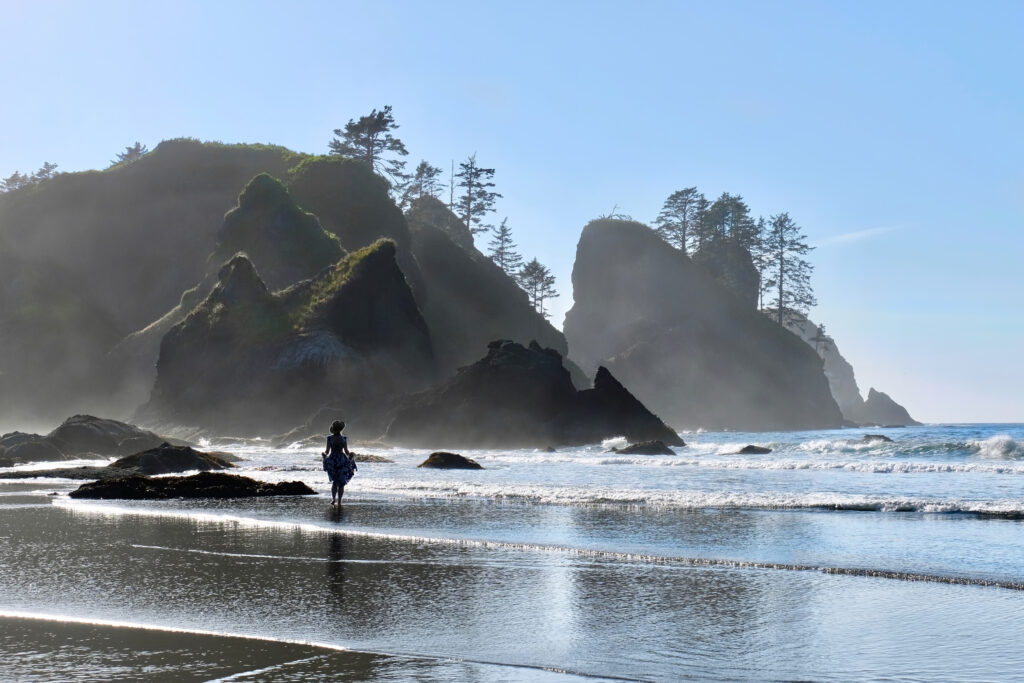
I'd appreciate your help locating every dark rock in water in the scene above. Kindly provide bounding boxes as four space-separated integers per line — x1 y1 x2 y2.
47 415 169 456
856 434 894 444
351 452 394 463
109 443 235 475
738 445 773 454
418 452 483 469
614 440 676 455
386 340 682 449
859 388 921 427
563 219 843 431
2 438 69 464
0 466 125 481
69 472 315 500
543 446 557 453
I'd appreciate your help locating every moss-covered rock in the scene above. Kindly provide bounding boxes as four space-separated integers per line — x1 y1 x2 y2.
209 173 343 292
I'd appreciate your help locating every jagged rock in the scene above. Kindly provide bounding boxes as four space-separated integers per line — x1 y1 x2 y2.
141 238 434 435
564 219 843 431
738 445 772 454
69 472 315 499
613 440 677 455
386 340 682 448
109 443 236 475
859 389 920 427
418 452 483 469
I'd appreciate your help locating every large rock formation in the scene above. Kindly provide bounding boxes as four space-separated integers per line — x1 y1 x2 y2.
563 219 843 431
385 340 683 448
69 472 315 500
692 238 760 310
0 415 175 466
141 240 434 435
860 388 921 426
785 315 919 426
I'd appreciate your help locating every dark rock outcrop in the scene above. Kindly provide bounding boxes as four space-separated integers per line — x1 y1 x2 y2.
47 415 170 456
141 240 434 434
612 440 676 455
1 439 71 465
386 340 683 448
418 452 484 469
563 219 843 431
859 389 921 427
69 471 315 499
109 443 235 475
738 445 773 454
692 239 759 310
852 433 895 444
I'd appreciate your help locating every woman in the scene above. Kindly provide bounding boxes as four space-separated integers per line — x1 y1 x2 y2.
322 420 356 505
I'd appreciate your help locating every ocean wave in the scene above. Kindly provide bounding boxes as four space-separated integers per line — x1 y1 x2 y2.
971 435 1024 460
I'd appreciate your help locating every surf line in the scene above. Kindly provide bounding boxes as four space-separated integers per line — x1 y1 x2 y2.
57 499 1024 591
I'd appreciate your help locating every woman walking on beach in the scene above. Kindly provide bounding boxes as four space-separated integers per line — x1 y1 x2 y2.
322 420 356 505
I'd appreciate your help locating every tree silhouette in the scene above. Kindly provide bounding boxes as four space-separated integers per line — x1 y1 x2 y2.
762 212 816 325
518 258 558 318
488 217 523 276
110 142 148 167
455 154 501 236
329 105 409 187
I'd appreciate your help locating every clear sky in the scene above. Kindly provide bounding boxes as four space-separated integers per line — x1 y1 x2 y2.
2 0 1022 423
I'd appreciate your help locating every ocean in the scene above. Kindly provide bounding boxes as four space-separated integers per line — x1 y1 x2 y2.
2 423 1023 681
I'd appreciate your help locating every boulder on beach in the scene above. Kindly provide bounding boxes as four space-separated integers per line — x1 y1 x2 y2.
418 452 484 469
612 440 677 455
738 445 773 454
46 415 172 456
68 471 315 500
109 443 236 475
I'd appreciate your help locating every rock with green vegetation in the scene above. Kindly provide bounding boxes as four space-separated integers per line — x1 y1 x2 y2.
564 219 843 431
0 139 304 423
406 200 581 383
68 471 315 500
289 156 410 253
386 340 682 449
209 173 343 292
142 240 434 435
417 452 483 469
692 239 760 310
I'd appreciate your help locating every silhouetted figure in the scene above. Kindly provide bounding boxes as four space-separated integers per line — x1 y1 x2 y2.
322 420 356 505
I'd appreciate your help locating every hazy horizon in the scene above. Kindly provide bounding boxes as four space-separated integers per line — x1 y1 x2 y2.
3 0 1022 423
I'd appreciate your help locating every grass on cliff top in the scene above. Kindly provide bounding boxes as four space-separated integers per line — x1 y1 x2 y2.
295 238 395 325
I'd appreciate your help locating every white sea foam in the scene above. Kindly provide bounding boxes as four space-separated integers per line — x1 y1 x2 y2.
971 435 1024 460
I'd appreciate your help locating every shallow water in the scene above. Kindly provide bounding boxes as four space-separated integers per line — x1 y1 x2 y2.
2 424 1023 681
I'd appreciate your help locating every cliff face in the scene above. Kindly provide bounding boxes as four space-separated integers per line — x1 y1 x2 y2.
563 219 843 431
860 388 921 427
405 197 575 381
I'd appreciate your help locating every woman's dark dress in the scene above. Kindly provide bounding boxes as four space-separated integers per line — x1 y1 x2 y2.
323 433 356 485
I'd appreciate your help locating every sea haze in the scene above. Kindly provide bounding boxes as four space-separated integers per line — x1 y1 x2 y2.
2 423 1023 681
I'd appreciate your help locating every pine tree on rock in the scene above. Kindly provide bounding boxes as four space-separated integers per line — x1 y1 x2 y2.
762 212 816 325
518 258 558 318
707 192 758 249
455 154 501 236
405 160 445 202
655 187 701 254
329 105 409 188
488 218 523 276
110 142 148 167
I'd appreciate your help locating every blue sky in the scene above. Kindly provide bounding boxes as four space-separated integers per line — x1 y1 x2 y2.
2 0 1022 422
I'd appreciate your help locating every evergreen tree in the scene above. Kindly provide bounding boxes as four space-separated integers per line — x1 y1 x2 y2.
1 171 30 192
487 217 523 276
328 105 409 187
110 142 148 167
762 212 816 325
31 161 58 182
752 215 769 310
690 193 713 253
518 258 558 318
707 192 758 248
655 187 700 253
401 160 445 210
455 154 501 236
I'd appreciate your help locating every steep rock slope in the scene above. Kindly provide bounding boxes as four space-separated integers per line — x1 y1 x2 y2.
141 240 433 434
563 219 843 431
